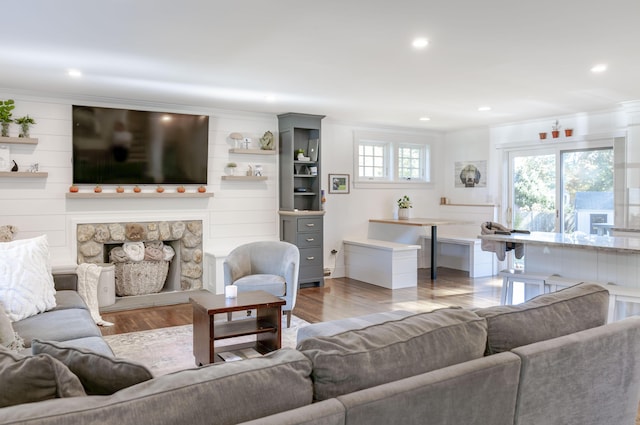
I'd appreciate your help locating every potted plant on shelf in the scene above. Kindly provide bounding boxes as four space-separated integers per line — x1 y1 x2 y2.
225 162 238 176
397 195 412 220
14 115 36 138
0 99 15 137
551 120 561 139
564 128 573 137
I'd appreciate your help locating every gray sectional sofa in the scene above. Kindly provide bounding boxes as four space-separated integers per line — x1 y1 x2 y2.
11 273 113 357
2 280 640 425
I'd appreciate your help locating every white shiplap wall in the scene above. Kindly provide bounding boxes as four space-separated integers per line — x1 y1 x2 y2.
0 94 280 290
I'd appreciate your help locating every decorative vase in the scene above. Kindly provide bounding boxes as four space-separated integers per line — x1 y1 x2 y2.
564 129 573 137
1 123 9 137
398 208 410 220
19 124 29 138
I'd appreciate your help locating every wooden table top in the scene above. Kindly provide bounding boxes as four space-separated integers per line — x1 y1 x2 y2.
189 290 285 314
369 217 470 227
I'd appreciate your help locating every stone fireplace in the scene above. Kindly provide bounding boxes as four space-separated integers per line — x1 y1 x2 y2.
76 220 203 293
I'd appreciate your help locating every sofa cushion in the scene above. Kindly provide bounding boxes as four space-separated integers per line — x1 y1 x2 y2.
296 310 415 344
32 339 152 395
107 349 313 425
0 303 24 352
474 282 609 354
511 316 640 425
0 348 86 407
0 235 57 321
234 274 286 297
298 307 488 401
51 290 88 311
12 308 102 348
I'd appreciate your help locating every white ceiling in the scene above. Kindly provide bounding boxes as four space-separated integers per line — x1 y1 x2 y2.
3 0 640 131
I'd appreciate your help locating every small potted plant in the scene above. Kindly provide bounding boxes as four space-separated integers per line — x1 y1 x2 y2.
397 195 412 220
0 99 15 137
551 120 561 139
14 115 36 138
564 128 573 137
225 162 238 175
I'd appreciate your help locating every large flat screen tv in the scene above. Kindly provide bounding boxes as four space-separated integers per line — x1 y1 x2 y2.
72 105 209 185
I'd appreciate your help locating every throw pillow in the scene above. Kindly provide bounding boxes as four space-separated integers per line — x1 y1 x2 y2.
0 303 24 352
474 282 609 354
0 348 86 408
0 235 56 321
32 339 154 395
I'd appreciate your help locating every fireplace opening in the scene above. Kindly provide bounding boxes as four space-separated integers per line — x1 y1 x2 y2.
104 240 182 295
77 220 204 297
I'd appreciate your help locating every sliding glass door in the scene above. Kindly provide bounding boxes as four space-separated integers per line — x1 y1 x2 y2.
508 146 613 235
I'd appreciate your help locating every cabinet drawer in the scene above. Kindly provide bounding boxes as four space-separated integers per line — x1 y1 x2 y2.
297 218 322 232
299 247 322 267
297 233 321 248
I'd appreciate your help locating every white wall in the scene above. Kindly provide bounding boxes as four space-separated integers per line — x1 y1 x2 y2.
320 121 445 276
0 92 451 284
3 90 634 286
0 93 280 293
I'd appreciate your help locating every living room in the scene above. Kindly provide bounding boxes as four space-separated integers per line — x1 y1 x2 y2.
4 1 640 424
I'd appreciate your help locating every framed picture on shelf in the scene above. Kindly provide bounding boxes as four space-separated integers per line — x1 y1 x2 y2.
329 174 350 194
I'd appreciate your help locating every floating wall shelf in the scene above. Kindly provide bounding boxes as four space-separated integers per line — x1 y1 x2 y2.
0 171 48 178
229 148 276 155
0 136 38 145
65 192 214 199
221 176 267 181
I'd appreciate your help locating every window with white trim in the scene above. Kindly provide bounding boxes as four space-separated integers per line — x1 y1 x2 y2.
354 131 431 187
358 142 387 180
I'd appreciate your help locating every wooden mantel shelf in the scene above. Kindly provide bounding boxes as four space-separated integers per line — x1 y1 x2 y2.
66 192 214 199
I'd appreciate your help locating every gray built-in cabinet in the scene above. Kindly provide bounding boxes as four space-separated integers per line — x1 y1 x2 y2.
278 113 325 287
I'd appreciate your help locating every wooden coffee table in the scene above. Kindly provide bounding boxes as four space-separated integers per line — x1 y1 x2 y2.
190 290 286 365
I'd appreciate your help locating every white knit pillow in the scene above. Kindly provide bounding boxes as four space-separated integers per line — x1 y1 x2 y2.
0 235 56 321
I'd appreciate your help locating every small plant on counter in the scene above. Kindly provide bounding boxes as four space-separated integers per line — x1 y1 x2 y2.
397 195 412 209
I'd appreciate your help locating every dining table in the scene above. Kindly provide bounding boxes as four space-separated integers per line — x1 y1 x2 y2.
368 217 470 280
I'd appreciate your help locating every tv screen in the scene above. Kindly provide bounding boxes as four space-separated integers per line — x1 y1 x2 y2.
72 105 209 185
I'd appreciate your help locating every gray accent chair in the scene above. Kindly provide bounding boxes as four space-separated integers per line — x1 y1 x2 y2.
223 241 300 327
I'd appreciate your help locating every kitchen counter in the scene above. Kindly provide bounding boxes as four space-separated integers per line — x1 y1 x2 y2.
478 231 640 253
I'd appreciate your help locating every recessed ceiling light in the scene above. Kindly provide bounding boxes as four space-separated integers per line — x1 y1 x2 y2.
591 64 608 73
419 116 431 121
412 38 429 49
478 106 492 112
67 69 82 78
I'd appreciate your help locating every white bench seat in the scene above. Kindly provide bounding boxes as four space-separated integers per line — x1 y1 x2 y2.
343 239 420 289
420 235 495 277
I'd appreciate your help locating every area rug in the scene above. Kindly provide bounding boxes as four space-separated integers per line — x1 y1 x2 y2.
103 315 309 376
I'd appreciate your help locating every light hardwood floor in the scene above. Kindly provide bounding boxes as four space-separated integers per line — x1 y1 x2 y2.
100 268 504 336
